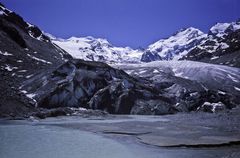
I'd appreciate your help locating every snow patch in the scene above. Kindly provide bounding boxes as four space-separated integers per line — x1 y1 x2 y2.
210 56 219 60
5 65 18 71
220 43 229 49
234 87 240 91
202 102 225 113
26 93 36 99
227 74 239 83
27 54 52 64
233 23 240 31
175 72 184 77
0 10 5 15
20 90 28 94
20 90 37 106
172 68 184 77
26 74 34 79
18 70 27 73
139 70 147 74
0 51 13 56
218 90 226 95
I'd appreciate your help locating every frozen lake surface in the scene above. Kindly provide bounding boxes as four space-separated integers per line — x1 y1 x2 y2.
1 113 240 158
0 124 137 158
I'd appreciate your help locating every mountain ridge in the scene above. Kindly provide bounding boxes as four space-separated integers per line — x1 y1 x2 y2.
49 20 240 67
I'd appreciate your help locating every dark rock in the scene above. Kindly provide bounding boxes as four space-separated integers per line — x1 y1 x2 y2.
131 100 178 115
141 51 162 62
0 21 27 48
89 81 137 114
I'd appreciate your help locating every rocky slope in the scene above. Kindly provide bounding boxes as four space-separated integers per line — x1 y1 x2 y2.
0 3 71 117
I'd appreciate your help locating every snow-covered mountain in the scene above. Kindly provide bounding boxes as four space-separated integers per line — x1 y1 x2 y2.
52 28 208 64
50 21 240 67
51 36 143 63
182 21 240 67
140 21 240 67
141 27 207 62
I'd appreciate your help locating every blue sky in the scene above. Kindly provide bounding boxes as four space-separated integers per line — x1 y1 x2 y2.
2 0 240 48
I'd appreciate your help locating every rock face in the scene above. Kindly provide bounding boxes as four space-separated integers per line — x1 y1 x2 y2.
141 51 162 62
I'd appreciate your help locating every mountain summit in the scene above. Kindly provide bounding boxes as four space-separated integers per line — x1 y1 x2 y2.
142 27 207 62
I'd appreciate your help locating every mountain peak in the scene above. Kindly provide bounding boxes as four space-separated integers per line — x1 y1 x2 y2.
145 27 207 61
173 27 204 37
209 22 231 36
209 20 240 37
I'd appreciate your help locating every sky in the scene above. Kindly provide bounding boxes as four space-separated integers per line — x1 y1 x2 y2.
2 0 240 48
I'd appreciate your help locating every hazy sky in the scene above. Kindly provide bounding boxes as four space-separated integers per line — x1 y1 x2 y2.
2 0 240 48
